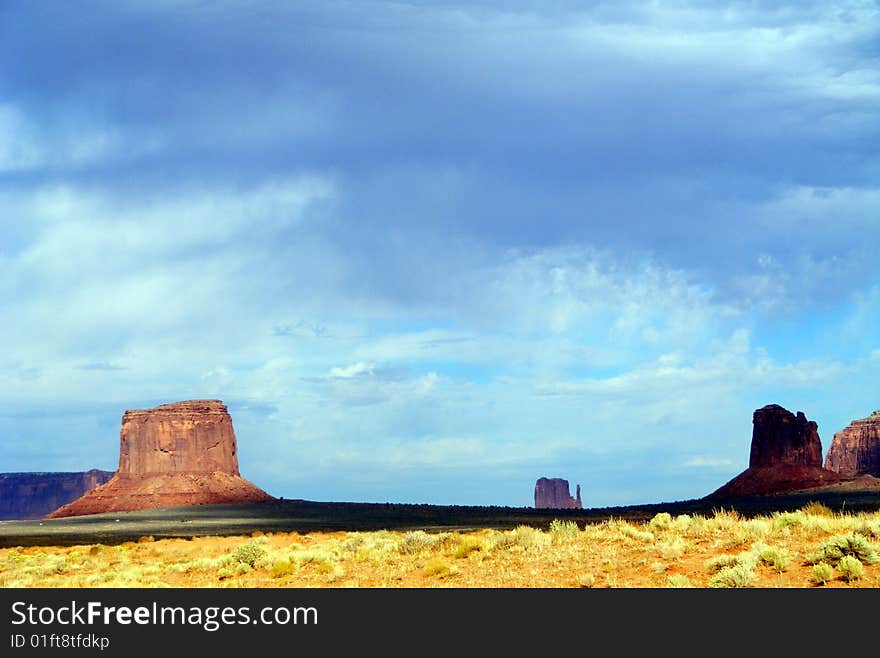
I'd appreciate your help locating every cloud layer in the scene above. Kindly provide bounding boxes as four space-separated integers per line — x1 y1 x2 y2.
1 1 878 506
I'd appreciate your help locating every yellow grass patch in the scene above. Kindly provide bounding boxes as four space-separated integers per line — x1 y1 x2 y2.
2 509 879 588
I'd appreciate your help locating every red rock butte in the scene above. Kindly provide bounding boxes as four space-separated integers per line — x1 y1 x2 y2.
534 477 582 509
708 403 877 499
47 400 274 518
824 411 880 478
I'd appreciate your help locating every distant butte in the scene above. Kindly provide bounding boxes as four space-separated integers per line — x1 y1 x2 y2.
47 400 273 518
534 477 582 509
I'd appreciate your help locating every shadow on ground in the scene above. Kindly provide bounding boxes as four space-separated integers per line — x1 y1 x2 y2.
2 492 880 548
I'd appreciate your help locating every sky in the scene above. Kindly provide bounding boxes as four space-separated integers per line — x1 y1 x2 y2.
1 1 878 508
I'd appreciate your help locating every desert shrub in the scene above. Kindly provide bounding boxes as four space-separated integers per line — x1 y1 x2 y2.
548 519 580 542
801 501 834 517
708 563 755 588
658 537 686 560
753 543 790 573
666 574 693 588
811 562 834 586
742 519 771 539
164 562 192 574
808 533 878 566
490 532 517 551
773 511 806 529
838 555 864 582
618 524 655 543
193 557 222 570
217 562 251 579
398 531 437 555
648 513 673 532
853 520 880 539
454 536 485 559
491 525 547 551
433 533 458 551
512 525 545 549
293 549 335 572
705 554 740 573
710 508 741 528
36 555 69 577
422 557 454 578
231 541 267 568
5 550 25 564
342 535 365 553
577 573 596 588
270 560 296 578
706 548 759 574
324 564 345 582
800 514 836 536
671 514 693 533
686 515 709 535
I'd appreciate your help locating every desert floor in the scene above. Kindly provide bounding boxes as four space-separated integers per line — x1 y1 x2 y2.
2 504 879 588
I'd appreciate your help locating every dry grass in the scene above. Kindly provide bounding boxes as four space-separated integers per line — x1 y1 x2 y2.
2 506 879 588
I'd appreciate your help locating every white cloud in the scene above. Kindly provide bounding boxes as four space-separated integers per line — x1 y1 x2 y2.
680 457 734 469
0 103 162 174
1 176 876 503
328 362 374 379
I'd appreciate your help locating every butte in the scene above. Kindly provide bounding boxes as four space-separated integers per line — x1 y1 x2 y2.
707 403 880 499
534 477 582 509
48 400 274 518
707 404 843 498
825 410 880 479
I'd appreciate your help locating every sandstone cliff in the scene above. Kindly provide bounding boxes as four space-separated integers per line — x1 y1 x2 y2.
824 411 880 478
47 400 273 518
0 469 113 520
749 404 823 467
117 400 241 477
534 477 582 509
708 404 848 499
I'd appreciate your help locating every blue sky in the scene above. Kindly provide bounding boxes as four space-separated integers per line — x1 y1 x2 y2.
1 1 878 507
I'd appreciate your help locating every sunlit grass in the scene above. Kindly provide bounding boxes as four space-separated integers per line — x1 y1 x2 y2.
1 507 879 588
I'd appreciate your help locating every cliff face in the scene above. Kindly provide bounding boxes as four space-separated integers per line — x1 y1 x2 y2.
749 404 823 468
0 470 114 520
708 403 848 499
47 400 273 518
824 411 880 478
534 477 582 509
117 400 240 477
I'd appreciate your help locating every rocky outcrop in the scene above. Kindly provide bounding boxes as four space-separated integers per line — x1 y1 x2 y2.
824 411 880 478
0 470 114 520
534 477 582 509
47 400 273 518
117 400 241 477
749 404 823 468
708 404 848 499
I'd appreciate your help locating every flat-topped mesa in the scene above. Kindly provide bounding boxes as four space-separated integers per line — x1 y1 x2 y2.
825 411 880 478
749 404 823 468
0 469 114 520
534 477 582 509
118 399 239 478
47 399 273 518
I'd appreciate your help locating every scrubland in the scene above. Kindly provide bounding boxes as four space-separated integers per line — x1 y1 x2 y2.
2 503 879 588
